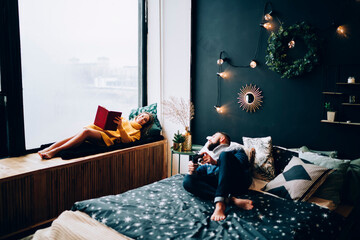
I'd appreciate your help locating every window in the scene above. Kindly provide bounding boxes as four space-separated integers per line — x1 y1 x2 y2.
18 0 140 149
0 0 146 156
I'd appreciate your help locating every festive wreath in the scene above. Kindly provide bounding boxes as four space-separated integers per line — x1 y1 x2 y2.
265 22 320 79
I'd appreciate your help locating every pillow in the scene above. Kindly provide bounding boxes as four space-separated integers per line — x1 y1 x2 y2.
298 151 350 205
128 103 162 137
243 136 275 181
272 146 299 175
262 156 334 201
342 158 360 204
299 146 338 158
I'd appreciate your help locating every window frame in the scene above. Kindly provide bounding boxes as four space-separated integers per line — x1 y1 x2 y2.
0 0 147 158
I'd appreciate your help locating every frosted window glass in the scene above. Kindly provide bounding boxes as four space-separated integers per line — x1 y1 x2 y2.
19 0 138 149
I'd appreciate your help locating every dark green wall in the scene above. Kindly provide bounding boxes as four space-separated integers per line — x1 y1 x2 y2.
191 0 360 159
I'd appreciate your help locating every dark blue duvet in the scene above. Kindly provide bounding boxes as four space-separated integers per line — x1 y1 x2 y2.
72 174 345 240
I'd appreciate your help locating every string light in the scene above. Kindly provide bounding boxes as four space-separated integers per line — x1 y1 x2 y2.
217 72 227 79
336 25 345 35
336 25 348 38
250 60 257 68
288 39 295 48
260 22 272 30
217 58 224 65
264 13 272 21
214 105 223 113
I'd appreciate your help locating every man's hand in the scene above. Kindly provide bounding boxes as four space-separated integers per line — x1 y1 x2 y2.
188 161 198 175
201 152 217 165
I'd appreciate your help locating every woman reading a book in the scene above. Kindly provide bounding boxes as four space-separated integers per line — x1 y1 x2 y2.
38 112 154 159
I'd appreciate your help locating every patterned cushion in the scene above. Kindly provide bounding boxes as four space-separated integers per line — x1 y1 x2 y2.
128 103 162 137
243 136 275 181
262 156 334 201
272 146 299 175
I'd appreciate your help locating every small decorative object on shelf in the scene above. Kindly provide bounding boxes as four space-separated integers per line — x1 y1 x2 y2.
348 76 356 84
172 131 185 151
182 126 192 151
349 95 356 104
325 102 336 122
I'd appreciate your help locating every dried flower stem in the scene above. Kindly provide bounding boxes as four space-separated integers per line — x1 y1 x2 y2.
162 97 194 128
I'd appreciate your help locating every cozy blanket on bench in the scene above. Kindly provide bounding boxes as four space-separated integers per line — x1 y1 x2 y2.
40 135 164 160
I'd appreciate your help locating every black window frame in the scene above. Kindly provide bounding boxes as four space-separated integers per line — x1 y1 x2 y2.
0 0 147 158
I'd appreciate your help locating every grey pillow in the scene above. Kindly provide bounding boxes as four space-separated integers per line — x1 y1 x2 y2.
342 158 360 205
299 146 338 158
299 151 350 205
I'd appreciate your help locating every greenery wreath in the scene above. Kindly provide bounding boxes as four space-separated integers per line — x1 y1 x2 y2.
265 22 320 79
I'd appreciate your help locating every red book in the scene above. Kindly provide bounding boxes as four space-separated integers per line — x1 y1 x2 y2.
94 105 122 130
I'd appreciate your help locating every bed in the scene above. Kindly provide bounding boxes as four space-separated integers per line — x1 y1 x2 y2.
31 142 359 240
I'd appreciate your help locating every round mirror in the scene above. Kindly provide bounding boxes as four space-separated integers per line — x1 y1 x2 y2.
245 93 255 104
237 84 263 113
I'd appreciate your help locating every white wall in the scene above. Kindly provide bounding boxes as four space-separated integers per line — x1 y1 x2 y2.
147 0 192 176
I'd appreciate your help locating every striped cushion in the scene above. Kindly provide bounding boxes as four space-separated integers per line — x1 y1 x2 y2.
262 156 333 201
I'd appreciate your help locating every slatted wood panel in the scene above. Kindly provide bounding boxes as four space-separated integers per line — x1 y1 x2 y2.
0 140 167 239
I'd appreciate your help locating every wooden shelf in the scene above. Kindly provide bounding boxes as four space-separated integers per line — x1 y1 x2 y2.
342 103 360 106
321 120 360 126
322 92 343 95
336 82 360 85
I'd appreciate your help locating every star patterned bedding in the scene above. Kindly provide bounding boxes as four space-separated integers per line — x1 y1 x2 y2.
72 174 345 240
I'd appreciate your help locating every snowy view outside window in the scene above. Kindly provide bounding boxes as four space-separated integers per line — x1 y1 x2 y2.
18 0 138 149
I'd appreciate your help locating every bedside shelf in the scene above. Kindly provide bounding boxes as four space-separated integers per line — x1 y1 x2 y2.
336 82 360 85
342 103 360 106
321 120 360 126
322 92 343 95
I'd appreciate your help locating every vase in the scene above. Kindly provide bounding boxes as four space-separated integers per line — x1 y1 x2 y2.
182 126 192 151
173 142 179 151
327 111 336 122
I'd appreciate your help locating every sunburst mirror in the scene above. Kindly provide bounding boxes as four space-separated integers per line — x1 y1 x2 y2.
237 84 263 113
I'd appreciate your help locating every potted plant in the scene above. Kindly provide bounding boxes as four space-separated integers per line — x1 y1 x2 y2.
325 102 336 122
173 131 186 151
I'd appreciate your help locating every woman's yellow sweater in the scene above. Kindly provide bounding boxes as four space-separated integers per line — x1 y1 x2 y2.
86 118 142 146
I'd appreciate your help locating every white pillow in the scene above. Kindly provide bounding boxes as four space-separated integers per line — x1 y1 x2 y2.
242 136 275 181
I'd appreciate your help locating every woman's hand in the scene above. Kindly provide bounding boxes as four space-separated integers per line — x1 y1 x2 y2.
113 116 122 129
201 152 217 165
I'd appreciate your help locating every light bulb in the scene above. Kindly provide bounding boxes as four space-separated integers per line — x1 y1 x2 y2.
217 72 227 79
261 22 272 30
337 26 345 34
250 60 257 68
264 13 272 21
288 40 295 48
336 25 348 37
217 59 224 65
214 106 223 113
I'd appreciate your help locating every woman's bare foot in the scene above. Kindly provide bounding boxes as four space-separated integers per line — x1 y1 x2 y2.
211 201 226 221
39 149 58 159
231 197 254 210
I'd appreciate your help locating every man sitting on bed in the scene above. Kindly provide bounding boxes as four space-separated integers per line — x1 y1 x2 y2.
183 132 254 221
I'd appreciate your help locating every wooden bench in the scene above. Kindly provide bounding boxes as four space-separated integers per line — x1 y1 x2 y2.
0 139 168 239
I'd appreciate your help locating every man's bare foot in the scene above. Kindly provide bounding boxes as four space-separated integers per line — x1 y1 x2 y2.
231 197 254 210
211 201 226 221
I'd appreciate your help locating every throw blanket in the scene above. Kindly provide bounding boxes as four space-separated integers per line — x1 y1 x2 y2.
32 211 132 240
